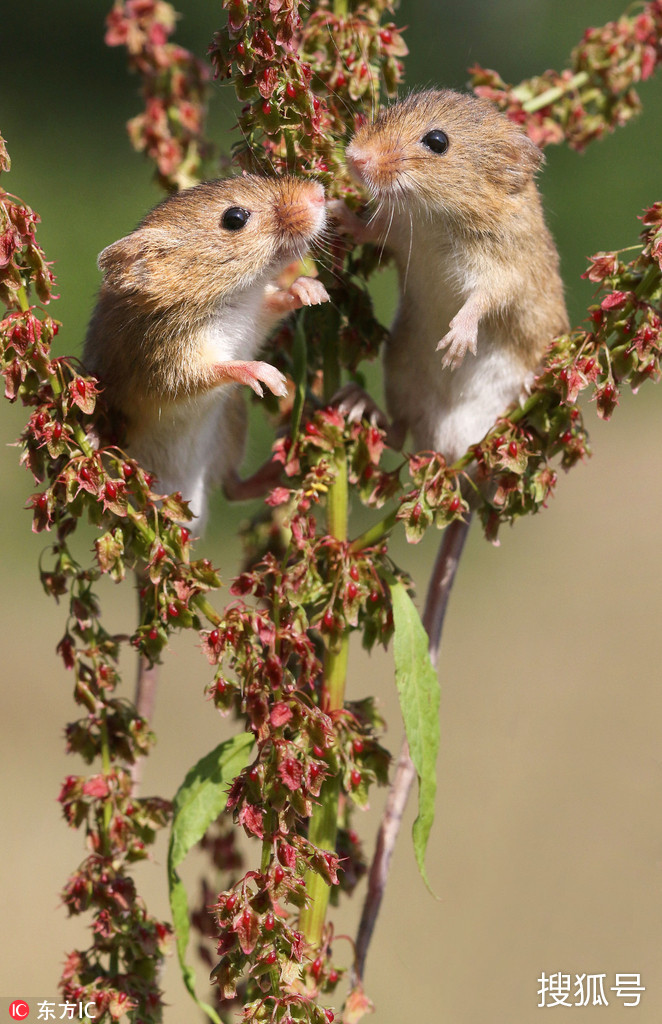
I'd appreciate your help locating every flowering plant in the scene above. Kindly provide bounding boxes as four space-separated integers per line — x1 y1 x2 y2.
1 2 661 1022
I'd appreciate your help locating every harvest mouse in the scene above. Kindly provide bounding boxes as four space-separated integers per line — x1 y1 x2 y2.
84 174 329 528
337 88 569 460
337 90 569 984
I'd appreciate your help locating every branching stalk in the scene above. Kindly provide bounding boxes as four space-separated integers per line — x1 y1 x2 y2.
516 70 590 112
300 419 349 946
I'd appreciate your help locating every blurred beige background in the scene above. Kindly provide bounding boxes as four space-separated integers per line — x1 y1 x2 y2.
2 1 662 1021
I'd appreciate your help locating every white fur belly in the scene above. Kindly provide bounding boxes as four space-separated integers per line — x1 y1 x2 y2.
429 343 529 461
128 391 230 524
201 284 270 364
386 327 529 463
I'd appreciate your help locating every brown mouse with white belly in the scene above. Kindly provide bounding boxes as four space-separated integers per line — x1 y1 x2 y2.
339 88 569 460
84 174 329 529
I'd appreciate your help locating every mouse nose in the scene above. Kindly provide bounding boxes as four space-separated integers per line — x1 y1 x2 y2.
347 150 367 171
347 143 400 191
275 183 326 239
346 144 374 183
307 182 325 205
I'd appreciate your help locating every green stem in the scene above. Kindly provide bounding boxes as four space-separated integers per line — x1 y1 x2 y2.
285 131 297 172
17 285 29 313
349 508 398 553
99 708 113 842
634 260 661 301
299 776 341 943
326 449 348 543
71 420 93 456
299 445 349 946
333 0 348 16
516 70 590 113
192 593 222 627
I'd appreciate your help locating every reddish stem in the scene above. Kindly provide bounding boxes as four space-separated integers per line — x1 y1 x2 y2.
353 516 472 984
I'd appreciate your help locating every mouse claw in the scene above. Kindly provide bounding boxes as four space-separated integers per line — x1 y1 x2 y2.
212 360 288 398
264 276 329 315
288 276 330 308
327 199 375 241
436 320 478 370
333 382 389 430
251 361 289 398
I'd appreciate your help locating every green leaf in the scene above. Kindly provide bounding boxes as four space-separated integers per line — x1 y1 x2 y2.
167 731 255 1023
389 579 440 893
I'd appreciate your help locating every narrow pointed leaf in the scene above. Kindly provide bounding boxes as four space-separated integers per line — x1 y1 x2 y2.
167 731 255 1022
390 579 440 892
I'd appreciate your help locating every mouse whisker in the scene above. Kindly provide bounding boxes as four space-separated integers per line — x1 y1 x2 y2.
234 118 277 177
377 201 395 260
321 26 367 126
402 206 414 294
366 202 382 229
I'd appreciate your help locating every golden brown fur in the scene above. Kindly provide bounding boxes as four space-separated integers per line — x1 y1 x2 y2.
83 174 328 524
344 90 569 459
85 175 325 410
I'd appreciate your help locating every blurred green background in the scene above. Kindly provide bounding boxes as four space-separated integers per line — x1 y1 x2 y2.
2 1 662 1021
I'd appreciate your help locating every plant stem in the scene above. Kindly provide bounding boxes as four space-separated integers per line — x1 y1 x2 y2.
349 508 397 553
99 708 113 839
285 131 297 172
299 434 349 947
515 70 590 112
353 517 471 983
192 593 222 626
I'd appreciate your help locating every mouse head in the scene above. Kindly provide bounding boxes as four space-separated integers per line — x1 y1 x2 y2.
97 175 326 311
346 90 543 227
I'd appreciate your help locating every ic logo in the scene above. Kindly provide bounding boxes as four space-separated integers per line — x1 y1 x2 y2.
9 1002 30 1021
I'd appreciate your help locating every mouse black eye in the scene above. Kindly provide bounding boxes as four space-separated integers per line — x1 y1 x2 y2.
221 207 251 231
421 130 449 155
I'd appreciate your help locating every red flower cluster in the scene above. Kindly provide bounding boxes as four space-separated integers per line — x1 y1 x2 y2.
209 0 406 179
471 1 662 149
196 410 395 1019
0 190 54 308
0 151 209 1021
105 0 210 187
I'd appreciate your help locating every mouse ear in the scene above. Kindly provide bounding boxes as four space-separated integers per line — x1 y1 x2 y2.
500 131 544 193
98 228 182 294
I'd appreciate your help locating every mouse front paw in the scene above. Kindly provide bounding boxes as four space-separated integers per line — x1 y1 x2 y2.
288 276 330 308
327 199 378 245
212 360 288 398
333 382 389 430
264 276 329 315
248 361 289 398
436 315 478 370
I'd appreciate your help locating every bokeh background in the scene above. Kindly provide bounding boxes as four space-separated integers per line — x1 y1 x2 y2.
2 1 662 1021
